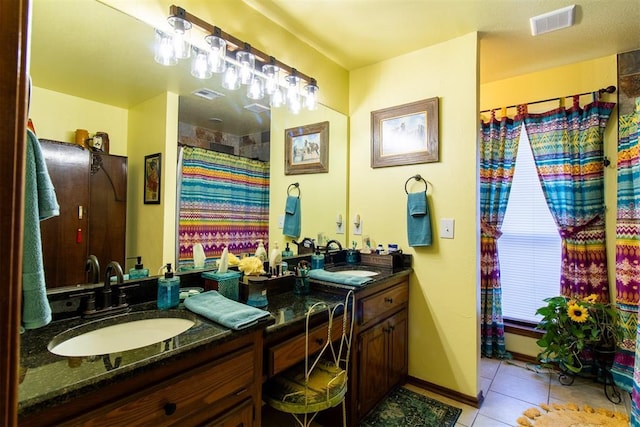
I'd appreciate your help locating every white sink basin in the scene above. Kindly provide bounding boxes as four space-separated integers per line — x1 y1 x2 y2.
49 315 195 357
336 270 379 277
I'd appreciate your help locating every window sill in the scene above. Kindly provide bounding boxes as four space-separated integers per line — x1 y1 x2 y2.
504 318 543 339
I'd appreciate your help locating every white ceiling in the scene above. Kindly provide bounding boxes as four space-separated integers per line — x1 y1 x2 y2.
30 0 640 136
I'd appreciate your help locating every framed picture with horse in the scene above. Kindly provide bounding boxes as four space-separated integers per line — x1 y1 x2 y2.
285 121 329 175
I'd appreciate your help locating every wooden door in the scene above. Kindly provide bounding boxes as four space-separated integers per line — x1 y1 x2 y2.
357 322 387 418
39 140 90 287
89 153 127 278
387 309 409 388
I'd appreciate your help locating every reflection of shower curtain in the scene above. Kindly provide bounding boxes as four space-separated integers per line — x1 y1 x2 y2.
177 146 269 270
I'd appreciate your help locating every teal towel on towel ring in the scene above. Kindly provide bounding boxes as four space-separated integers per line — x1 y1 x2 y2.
407 191 432 247
283 195 301 237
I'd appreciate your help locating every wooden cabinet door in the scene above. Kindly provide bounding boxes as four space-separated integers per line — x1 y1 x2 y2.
89 153 127 278
205 399 253 427
387 309 408 388
357 321 388 418
39 140 90 287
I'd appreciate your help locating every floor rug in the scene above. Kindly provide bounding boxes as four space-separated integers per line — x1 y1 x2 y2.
517 402 629 426
359 386 462 427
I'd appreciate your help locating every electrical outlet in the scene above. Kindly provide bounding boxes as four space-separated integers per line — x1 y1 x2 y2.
278 214 285 229
440 218 454 239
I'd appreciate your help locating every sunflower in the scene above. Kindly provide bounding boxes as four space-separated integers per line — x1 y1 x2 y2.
583 294 598 304
567 303 589 323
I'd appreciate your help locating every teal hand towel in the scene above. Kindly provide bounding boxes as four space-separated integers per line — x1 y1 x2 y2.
407 191 432 247
22 130 60 330
184 290 271 330
308 269 374 287
283 195 301 237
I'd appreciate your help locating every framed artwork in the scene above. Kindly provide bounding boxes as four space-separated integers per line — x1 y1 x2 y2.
371 97 439 168
144 153 161 204
285 121 329 175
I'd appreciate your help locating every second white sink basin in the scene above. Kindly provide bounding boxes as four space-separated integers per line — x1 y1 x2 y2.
49 315 195 357
336 270 379 277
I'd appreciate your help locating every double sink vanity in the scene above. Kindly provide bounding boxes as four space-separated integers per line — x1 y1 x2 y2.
18 253 411 426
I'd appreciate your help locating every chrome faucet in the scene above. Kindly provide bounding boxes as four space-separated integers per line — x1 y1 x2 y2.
85 255 100 284
102 261 124 310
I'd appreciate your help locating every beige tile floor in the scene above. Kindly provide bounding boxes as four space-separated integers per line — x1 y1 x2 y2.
262 357 632 426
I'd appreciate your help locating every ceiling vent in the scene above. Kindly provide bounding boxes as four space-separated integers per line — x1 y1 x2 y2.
191 88 225 100
530 4 576 36
244 103 270 114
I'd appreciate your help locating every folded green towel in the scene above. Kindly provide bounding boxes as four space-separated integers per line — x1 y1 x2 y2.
184 290 271 330
308 269 373 286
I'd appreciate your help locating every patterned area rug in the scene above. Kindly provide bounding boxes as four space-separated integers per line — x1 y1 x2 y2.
359 386 462 427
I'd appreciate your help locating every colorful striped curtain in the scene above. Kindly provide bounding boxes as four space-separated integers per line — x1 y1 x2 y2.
523 100 615 301
615 98 640 418
177 146 269 270
480 113 523 358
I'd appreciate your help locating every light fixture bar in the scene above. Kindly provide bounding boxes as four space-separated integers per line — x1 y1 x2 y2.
169 5 316 86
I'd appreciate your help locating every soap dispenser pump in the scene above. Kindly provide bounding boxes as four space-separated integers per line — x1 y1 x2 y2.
129 256 149 279
282 242 294 258
255 239 268 262
311 249 325 270
157 263 180 310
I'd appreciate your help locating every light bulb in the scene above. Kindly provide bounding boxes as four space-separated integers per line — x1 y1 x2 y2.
270 86 284 108
153 29 177 66
205 33 227 74
222 64 240 90
236 50 255 85
247 76 264 100
191 47 212 79
167 15 191 60
262 63 279 95
304 81 318 110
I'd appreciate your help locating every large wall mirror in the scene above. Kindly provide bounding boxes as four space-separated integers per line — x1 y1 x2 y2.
29 0 348 288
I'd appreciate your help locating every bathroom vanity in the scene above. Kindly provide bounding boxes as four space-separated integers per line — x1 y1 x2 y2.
18 261 411 426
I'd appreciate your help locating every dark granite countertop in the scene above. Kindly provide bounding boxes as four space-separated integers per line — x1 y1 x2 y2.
18 263 411 418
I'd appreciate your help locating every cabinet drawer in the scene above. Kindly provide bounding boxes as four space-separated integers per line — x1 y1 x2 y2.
69 346 255 426
267 315 344 377
360 282 408 326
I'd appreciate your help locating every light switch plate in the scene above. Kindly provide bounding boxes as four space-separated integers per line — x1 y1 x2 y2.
277 214 285 229
336 223 345 234
440 218 454 239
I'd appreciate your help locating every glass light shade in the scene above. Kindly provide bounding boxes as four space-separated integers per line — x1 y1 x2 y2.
304 82 319 110
154 29 177 66
262 63 280 95
205 34 227 73
270 86 284 108
167 15 192 60
247 76 264 100
285 74 301 114
191 47 212 79
222 64 241 90
236 50 255 85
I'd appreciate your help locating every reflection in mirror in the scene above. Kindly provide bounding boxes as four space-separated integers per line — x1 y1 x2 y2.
29 0 347 288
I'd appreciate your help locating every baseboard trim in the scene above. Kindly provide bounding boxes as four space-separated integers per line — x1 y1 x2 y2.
508 350 538 365
406 376 484 408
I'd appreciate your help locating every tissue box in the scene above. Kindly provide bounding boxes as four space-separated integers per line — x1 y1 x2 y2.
360 252 406 271
202 271 241 301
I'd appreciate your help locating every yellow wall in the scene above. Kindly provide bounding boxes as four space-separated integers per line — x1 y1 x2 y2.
479 55 618 357
269 105 349 252
29 86 128 156
349 32 480 399
126 92 180 273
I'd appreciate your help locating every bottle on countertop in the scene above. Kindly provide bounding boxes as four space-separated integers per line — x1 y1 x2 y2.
157 263 180 310
281 242 294 258
270 242 282 276
129 256 149 279
255 239 268 262
311 249 325 270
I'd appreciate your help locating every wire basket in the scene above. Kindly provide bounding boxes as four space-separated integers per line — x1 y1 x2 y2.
202 271 241 301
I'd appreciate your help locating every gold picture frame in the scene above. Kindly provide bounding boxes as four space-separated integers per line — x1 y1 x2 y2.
144 153 161 204
371 97 439 168
285 121 329 175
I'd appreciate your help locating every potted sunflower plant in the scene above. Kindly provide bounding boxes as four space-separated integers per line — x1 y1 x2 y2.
535 294 620 375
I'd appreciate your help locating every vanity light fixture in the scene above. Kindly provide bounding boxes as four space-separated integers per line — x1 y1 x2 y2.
153 5 319 115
